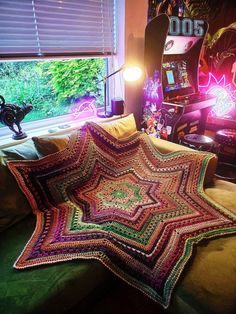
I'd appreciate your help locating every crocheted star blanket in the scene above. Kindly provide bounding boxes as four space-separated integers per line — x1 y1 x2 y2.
8 122 236 308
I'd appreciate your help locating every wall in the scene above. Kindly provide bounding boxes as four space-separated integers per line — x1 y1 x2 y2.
124 0 147 128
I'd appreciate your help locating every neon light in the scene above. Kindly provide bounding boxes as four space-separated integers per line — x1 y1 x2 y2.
70 96 97 119
199 73 236 117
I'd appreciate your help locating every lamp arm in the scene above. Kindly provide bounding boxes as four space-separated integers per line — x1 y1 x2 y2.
103 65 124 81
104 78 107 115
102 65 124 116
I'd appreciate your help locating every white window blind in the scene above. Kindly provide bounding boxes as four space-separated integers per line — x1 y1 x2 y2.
0 0 115 59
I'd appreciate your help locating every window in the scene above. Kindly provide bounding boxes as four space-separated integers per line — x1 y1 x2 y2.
0 58 106 127
0 0 115 134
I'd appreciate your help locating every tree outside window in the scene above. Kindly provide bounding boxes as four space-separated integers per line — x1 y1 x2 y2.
0 58 106 127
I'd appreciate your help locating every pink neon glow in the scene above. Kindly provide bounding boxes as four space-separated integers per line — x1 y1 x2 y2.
70 96 97 119
199 73 236 117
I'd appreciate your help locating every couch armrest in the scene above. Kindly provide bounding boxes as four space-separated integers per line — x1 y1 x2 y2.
205 179 236 212
149 137 218 186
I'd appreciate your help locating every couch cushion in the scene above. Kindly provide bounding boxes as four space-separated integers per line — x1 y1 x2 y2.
31 114 137 156
204 179 236 211
0 140 39 232
32 134 71 157
97 114 137 139
170 179 236 314
0 215 111 314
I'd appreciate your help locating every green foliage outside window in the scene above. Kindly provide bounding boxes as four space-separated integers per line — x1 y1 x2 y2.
0 59 106 126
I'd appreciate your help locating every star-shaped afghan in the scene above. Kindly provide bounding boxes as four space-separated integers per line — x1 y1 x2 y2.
8 122 236 308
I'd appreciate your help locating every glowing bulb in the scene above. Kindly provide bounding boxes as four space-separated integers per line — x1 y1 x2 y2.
123 67 142 82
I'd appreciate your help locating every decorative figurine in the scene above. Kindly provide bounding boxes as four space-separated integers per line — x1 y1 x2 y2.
0 95 33 140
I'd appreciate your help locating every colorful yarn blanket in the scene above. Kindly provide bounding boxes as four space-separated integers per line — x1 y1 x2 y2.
8 123 236 308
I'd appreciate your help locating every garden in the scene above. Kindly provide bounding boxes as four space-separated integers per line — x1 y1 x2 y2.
0 58 106 126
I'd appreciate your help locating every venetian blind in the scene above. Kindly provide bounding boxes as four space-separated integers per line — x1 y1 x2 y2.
0 0 115 59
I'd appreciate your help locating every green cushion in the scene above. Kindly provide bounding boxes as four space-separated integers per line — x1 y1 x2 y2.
0 215 111 314
0 140 40 232
32 134 71 157
1 139 40 160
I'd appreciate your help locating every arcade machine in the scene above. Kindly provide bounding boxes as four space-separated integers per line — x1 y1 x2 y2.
143 14 217 143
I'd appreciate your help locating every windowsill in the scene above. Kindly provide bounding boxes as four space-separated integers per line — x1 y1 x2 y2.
0 113 126 149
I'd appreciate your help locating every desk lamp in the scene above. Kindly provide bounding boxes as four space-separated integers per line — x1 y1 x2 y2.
97 66 142 118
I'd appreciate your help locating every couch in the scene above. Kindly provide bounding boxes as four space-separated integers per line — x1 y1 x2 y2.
0 114 235 314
